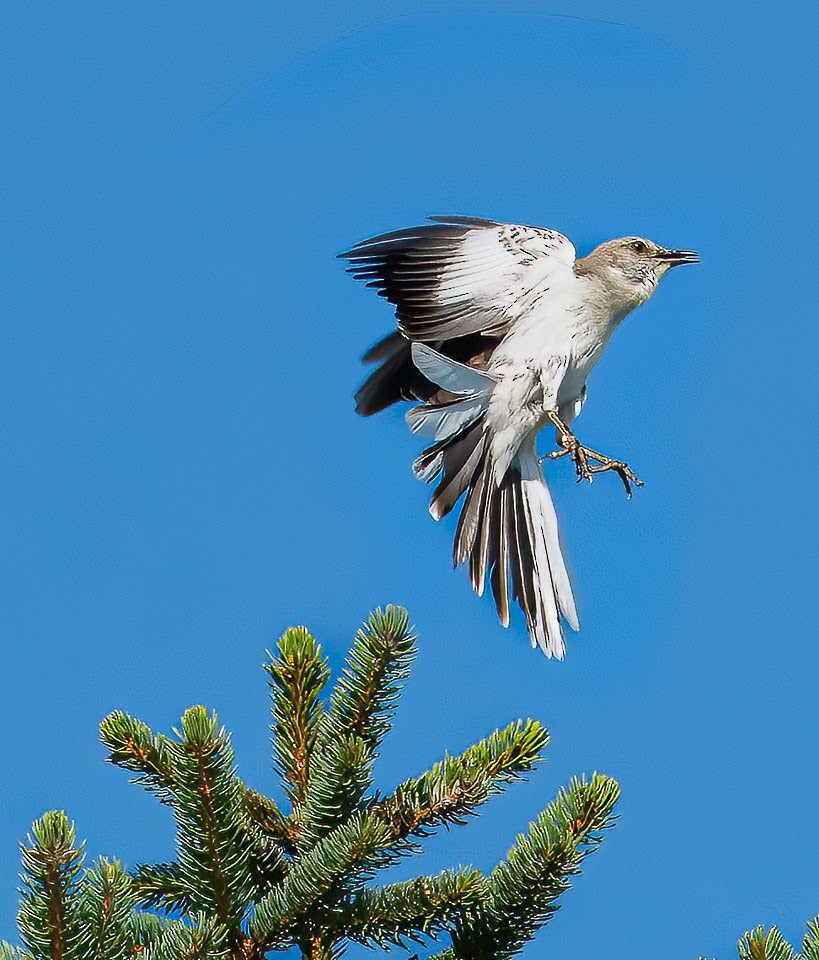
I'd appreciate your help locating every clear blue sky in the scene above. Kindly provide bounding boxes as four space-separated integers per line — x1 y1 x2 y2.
2 2 817 957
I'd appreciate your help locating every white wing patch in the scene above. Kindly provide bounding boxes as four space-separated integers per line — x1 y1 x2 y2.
435 224 576 309
341 218 578 342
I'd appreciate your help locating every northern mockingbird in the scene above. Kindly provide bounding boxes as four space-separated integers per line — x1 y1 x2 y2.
341 216 698 657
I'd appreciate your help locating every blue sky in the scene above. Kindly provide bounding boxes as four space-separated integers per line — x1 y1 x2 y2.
1 1 817 957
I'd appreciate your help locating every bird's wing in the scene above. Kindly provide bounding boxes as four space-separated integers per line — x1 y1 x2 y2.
339 216 577 341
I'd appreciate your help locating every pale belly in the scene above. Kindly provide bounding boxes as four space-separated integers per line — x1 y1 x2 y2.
487 293 622 464
555 331 610 411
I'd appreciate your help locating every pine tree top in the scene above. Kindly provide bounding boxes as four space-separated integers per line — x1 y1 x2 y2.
2 606 620 960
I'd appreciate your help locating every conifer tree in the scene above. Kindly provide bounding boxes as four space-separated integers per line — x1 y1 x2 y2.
1 606 619 960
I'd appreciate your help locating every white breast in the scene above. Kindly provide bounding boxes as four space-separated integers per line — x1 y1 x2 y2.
495 276 608 391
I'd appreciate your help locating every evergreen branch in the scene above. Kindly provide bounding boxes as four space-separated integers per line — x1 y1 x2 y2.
240 806 291 904
700 917 819 960
299 608 415 847
127 911 166 943
18 811 84 960
372 720 549 842
133 861 193 913
804 918 819 960
329 606 415 752
74 858 139 960
166 707 252 941
100 711 176 803
0 945 33 960
298 734 372 849
102 710 293 863
738 926 800 960
140 913 229 960
250 812 394 947
334 869 486 948
240 789 294 903
445 773 620 960
266 628 330 811
241 789 292 851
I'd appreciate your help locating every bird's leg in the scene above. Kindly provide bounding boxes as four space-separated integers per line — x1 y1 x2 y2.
584 445 644 499
543 411 594 484
542 411 644 498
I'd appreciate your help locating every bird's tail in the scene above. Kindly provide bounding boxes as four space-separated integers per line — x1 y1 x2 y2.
407 346 578 658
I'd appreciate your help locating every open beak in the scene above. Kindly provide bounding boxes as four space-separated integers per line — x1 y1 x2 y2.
657 248 700 266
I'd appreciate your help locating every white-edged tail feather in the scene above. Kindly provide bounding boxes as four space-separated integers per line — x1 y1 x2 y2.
408 344 577 658
516 450 578 657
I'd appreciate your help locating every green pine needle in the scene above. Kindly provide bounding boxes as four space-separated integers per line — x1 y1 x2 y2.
165 706 253 938
299 607 415 848
140 913 229 960
133 861 193 913
18 811 84 960
804 918 819 960
0 944 33 960
251 812 394 946
100 711 176 803
738 925 800 960
372 719 549 842
266 627 331 811
73 858 139 960
329 606 415 750
335 869 486 948
445 773 620 960
241 789 290 847
727 918 819 960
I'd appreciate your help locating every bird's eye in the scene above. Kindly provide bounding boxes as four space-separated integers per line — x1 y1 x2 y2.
630 240 647 254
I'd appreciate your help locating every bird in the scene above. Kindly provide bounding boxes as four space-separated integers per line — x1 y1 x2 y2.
340 215 698 657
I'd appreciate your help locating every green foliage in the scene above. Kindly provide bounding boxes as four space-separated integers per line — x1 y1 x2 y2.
266 626 331 813
736 918 819 960
5 812 151 960
372 719 549 843
139 914 228 960
701 916 819 960
446 773 620 960
3 606 619 960
806 919 819 960
74 858 141 960
335 869 486 948
165 706 252 933
299 607 416 849
17 812 83 960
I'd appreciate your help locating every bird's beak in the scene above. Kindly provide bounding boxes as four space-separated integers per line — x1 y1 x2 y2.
656 248 700 266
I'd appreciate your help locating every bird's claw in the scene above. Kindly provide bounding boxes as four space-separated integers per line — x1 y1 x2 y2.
590 459 644 499
543 430 644 498
555 434 595 487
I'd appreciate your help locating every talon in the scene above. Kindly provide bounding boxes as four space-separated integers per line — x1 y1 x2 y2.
570 443 593 484
546 413 640 493
589 458 644 498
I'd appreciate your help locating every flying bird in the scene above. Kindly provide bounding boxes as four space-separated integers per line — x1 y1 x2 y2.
340 216 698 657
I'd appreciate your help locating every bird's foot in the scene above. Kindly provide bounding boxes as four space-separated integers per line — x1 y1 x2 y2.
543 434 644 499
587 452 644 499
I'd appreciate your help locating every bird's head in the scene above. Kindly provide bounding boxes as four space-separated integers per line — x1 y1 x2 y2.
578 236 699 307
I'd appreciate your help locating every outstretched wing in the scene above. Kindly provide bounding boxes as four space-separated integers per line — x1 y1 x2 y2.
339 216 577 342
